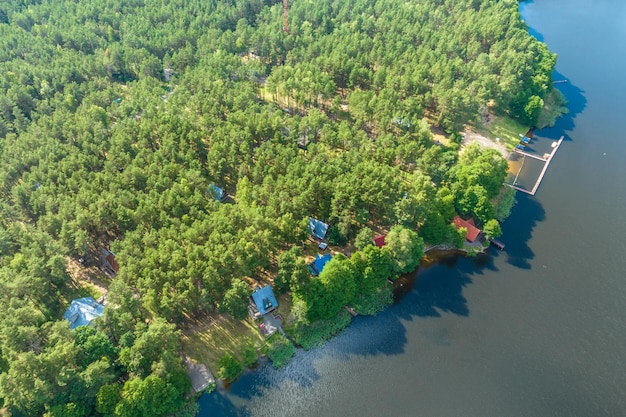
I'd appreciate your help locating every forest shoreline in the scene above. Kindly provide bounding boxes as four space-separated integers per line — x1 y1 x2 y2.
205 241 489 397
0 0 565 415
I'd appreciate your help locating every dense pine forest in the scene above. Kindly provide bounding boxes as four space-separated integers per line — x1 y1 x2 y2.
0 0 559 415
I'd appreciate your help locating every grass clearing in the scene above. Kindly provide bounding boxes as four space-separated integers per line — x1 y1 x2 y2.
65 257 111 303
477 114 528 150
276 292 294 327
180 315 265 373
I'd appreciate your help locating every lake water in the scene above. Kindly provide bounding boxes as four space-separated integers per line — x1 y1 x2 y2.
199 1 626 415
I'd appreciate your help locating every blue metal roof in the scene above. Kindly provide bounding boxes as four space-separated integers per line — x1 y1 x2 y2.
63 297 105 330
251 286 278 315
208 184 224 201
309 253 332 276
308 217 329 240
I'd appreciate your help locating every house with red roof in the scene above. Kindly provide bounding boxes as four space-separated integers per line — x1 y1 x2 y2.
452 216 483 243
100 247 119 276
373 235 386 248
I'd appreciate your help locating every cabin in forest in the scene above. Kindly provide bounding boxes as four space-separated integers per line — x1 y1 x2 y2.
297 127 311 150
373 235 386 248
63 297 105 330
207 184 226 202
392 116 412 128
452 216 483 243
251 285 278 316
163 67 174 82
308 217 329 240
309 253 332 276
100 248 119 276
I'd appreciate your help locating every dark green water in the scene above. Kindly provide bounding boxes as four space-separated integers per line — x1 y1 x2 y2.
199 1 626 415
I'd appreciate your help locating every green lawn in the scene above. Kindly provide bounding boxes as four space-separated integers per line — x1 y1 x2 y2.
477 114 528 150
180 315 266 373
65 257 111 304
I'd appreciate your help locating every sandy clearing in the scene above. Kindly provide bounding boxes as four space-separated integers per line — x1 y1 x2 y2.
461 130 509 159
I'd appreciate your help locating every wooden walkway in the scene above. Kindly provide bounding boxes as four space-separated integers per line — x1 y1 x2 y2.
506 136 564 196
513 148 547 161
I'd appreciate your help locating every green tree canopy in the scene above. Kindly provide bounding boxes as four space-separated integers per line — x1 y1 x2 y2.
384 226 425 275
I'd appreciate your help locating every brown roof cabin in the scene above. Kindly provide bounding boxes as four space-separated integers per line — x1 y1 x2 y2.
452 216 483 243
100 248 119 276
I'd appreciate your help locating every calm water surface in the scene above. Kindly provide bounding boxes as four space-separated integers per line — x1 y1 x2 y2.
200 1 626 415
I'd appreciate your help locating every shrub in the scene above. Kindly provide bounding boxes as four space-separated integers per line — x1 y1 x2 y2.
354 227 374 251
167 402 200 417
327 225 348 246
242 344 258 368
205 382 217 394
266 335 295 369
494 187 517 222
289 310 352 350
218 354 242 382
352 286 393 316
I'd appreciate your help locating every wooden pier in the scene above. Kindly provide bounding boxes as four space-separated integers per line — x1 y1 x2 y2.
488 237 506 250
513 148 547 161
506 136 564 196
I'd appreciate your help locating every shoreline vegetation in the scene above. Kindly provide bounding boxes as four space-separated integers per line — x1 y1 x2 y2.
0 0 566 415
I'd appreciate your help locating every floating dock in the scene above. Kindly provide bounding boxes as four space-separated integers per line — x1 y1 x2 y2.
507 136 564 196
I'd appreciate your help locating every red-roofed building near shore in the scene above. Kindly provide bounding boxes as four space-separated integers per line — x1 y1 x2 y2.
373 235 386 248
452 216 483 243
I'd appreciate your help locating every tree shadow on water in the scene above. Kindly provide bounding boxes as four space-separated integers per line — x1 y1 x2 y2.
400 251 497 319
197 350 325 414
502 193 545 269
536 69 587 141
231 349 324 400
198 389 250 417
520 1 588 137
326 251 501 360
196 250 508 415
324 310 409 357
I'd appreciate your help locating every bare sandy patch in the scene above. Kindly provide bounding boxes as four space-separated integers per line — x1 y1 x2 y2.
461 129 509 159
66 257 110 299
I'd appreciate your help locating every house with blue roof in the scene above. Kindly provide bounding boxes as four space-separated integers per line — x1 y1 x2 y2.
251 285 278 316
309 253 332 276
208 184 225 201
63 297 105 330
308 217 329 240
